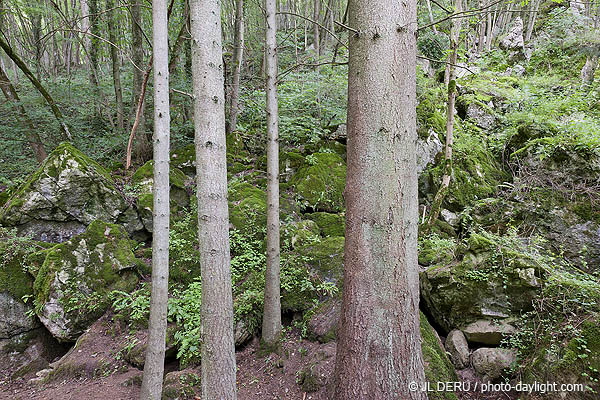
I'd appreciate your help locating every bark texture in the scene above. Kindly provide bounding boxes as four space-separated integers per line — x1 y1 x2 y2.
262 0 282 346
139 0 170 398
333 0 427 398
107 0 124 131
190 0 237 398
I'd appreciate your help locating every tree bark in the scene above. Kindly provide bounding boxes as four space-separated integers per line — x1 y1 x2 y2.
139 0 170 397
262 0 282 346
88 0 100 93
190 0 237 398
333 0 427 398
107 0 124 131
227 0 244 135
0 36 71 140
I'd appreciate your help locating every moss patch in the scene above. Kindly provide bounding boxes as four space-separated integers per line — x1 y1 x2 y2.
305 212 345 237
291 153 346 213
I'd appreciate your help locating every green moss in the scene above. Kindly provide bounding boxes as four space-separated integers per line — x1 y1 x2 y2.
0 241 36 300
291 153 346 213
305 212 345 237
297 236 345 287
228 181 267 239
281 220 320 249
421 312 459 400
169 144 196 175
131 160 187 190
32 221 141 329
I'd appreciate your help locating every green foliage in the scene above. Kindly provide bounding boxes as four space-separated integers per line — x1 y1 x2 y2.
417 30 450 69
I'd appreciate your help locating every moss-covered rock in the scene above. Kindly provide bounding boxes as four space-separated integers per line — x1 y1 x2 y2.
420 132 507 211
228 181 267 239
420 231 545 332
305 212 345 237
169 144 196 176
130 160 190 232
32 220 141 341
291 153 346 213
0 143 143 242
281 220 320 249
297 236 345 287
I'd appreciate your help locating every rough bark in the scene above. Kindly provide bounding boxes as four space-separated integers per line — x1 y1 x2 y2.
88 0 100 92
332 0 427 398
227 0 244 135
0 36 71 140
190 0 237 398
262 0 282 346
0 62 47 162
107 0 124 131
139 0 171 397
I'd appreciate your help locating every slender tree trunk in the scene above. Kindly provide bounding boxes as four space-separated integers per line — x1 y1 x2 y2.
88 0 100 93
313 0 320 57
0 61 47 162
139 0 170 398
168 20 188 75
427 0 461 228
333 0 427 398
131 0 150 160
190 0 237 398
0 36 71 140
262 0 282 346
107 0 124 131
525 0 539 42
227 0 244 135
425 0 438 34
80 0 91 60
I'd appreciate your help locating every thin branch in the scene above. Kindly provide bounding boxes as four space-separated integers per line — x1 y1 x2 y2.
418 0 505 31
277 60 347 82
417 55 475 74
430 0 452 14
171 88 193 98
277 11 348 49
334 20 358 34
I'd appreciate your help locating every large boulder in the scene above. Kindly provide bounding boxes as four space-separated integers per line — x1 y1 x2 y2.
32 221 141 341
290 153 346 213
471 348 517 382
416 129 443 175
500 17 524 50
445 329 470 369
420 232 544 332
0 143 143 242
130 160 190 232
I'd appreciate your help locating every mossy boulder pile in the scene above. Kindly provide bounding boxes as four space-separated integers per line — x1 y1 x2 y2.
32 221 141 341
0 143 143 242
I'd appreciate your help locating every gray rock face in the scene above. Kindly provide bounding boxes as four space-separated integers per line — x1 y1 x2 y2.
462 319 516 346
0 292 39 339
445 329 470 369
471 348 517 382
417 129 443 175
500 17 524 50
466 103 497 130
0 143 143 242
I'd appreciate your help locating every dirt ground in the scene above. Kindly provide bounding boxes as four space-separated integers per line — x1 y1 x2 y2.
0 315 516 400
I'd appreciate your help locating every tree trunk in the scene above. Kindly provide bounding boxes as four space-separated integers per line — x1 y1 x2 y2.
131 0 150 160
227 0 244 135
88 0 100 93
333 0 427 398
139 0 170 397
425 0 438 34
525 0 540 42
262 0 282 346
427 0 462 228
313 0 320 57
107 0 124 131
190 0 237 398
0 36 71 140
80 0 91 61
0 62 47 162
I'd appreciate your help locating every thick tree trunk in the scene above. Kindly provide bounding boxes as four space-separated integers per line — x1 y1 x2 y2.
227 0 244 135
0 36 71 140
262 0 281 346
0 63 47 162
190 0 237 398
107 0 124 131
139 0 170 397
333 0 427 398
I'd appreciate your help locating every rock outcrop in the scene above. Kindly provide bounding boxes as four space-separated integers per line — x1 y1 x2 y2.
0 143 143 242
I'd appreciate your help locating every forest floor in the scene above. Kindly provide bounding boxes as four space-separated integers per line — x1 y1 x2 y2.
0 318 517 400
